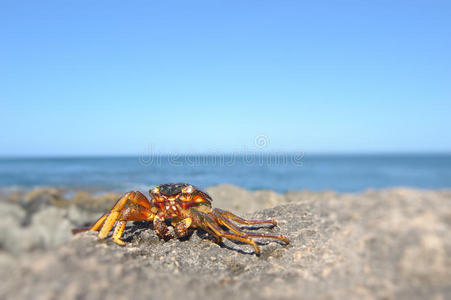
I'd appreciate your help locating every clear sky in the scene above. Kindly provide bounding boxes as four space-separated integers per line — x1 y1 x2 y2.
1 0 450 156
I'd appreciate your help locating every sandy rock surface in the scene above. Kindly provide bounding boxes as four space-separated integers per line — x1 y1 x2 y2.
0 186 450 299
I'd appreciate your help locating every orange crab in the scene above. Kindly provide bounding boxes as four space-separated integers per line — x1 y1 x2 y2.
72 183 289 255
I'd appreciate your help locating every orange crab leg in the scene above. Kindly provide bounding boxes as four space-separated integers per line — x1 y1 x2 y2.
214 208 277 226
193 210 261 255
98 191 152 240
98 211 124 239
102 203 156 245
71 214 109 234
212 210 289 244
72 191 155 246
112 220 127 246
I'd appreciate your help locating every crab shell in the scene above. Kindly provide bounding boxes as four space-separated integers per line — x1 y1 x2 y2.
150 183 212 211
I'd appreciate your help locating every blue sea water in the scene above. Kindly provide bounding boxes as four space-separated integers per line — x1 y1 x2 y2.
0 154 450 193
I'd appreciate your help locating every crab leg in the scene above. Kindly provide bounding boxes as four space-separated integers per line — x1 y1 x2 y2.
98 193 131 240
98 191 154 240
214 208 277 226
212 210 289 244
193 210 261 255
72 191 155 246
71 213 109 234
172 218 193 239
105 204 156 245
112 220 127 245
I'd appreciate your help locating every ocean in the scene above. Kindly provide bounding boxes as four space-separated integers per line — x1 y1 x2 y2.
0 154 450 193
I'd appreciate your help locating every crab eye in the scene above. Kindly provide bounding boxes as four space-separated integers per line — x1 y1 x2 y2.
183 185 194 194
150 187 159 195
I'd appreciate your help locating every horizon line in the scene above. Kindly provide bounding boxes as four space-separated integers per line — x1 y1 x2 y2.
1 151 451 159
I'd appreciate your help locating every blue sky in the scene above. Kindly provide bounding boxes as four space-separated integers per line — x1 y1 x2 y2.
1 0 450 156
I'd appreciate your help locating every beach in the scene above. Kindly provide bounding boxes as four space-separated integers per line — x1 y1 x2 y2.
1 185 450 299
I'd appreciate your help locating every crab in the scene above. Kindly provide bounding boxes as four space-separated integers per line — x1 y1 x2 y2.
72 183 289 255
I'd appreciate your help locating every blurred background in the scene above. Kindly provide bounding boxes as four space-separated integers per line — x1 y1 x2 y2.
1 0 450 193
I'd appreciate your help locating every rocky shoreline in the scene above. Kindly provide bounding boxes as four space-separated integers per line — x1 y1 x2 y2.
1 185 450 299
